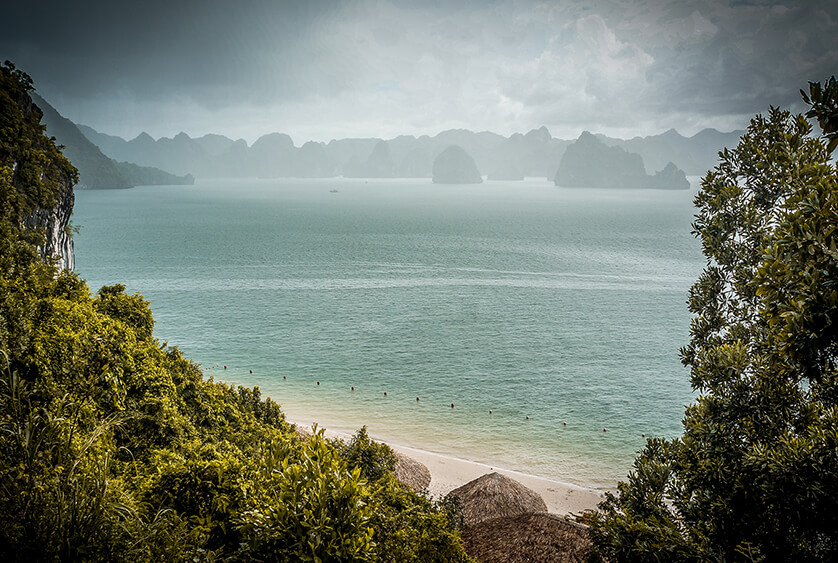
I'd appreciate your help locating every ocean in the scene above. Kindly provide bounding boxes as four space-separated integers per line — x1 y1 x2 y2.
73 177 704 489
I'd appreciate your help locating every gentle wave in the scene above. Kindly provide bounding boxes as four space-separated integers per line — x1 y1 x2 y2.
114 274 692 292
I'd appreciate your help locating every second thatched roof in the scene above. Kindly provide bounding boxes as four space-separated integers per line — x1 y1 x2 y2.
393 451 432 491
460 512 591 563
448 472 548 527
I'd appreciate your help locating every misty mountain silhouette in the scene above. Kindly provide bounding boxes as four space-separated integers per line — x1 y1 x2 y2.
555 132 690 189
77 120 743 183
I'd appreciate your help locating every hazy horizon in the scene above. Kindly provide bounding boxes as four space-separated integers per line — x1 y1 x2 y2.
3 0 835 145
77 120 739 148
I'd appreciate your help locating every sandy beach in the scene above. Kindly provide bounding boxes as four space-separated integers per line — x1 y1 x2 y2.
293 420 606 516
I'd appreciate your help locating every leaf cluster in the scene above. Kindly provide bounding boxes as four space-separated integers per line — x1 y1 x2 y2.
801 76 838 153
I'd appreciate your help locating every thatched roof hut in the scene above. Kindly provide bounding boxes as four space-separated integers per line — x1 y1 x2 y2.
393 452 432 491
460 512 591 563
448 472 548 527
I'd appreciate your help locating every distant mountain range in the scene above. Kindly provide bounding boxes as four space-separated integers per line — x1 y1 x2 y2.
33 89 747 189
77 122 744 183
33 94 194 189
595 128 744 176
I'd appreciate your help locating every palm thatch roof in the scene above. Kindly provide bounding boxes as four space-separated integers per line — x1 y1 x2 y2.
460 512 591 563
448 472 547 528
393 451 432 491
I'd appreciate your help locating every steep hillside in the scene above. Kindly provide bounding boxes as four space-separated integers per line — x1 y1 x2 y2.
33 93 130 189
37 101 193 187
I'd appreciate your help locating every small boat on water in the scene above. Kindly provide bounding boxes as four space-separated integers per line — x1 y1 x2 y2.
329 188 339 193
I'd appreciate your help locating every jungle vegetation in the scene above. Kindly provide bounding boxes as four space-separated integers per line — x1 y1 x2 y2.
0 60 471 562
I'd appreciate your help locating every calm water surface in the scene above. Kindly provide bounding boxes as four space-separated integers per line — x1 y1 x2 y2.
73 178 703 489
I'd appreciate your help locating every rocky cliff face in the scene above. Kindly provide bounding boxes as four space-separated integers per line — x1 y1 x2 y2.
22 172 75 270
555 131 648 188
1 63 78 271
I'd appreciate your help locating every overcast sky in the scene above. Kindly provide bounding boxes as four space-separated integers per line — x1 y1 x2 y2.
2 0 835 144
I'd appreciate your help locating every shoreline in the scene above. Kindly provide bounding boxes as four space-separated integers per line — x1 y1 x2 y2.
292 419 606 516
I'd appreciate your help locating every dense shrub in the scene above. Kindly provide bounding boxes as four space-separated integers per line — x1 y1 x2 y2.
336 425 397 483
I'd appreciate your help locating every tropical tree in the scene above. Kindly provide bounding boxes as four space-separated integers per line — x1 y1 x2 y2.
588 80 838 562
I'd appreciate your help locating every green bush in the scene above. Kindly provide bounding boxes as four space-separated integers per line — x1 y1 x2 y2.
238 429 375 562
0 365 136 561
368 476 473 562
336 425 397 483
94 284 155 341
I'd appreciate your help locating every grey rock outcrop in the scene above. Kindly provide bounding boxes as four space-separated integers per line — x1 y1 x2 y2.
650 162 690 189
344 140 395 178
432 145 482 184
555 131 689 189
250 132 295 177
10 91 77 270
22 176 75 270
294 141 336 177
600 127 744 176
555 131 647 188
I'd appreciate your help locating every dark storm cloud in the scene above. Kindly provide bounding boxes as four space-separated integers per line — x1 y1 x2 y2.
2 0 835 142
1 0 346 104
638 0 837 117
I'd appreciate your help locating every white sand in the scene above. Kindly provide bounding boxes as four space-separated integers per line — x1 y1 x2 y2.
292 420 605 516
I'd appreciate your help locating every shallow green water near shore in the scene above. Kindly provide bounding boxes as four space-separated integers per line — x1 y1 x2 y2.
73 177 702 489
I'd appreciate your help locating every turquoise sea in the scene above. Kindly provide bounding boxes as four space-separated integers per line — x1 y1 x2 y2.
73 177 704 489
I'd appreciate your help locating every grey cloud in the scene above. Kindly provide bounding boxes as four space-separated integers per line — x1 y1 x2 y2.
1 0 835 142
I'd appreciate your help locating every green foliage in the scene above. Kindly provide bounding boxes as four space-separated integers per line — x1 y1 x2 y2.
94 283 155 341
588 98 838 561
332 426 473 561
336 425 397 483
368 476 473 562
0 361 138 561
0 60 77 234
238 429 375 562
144 443 253 553
801 76 838 153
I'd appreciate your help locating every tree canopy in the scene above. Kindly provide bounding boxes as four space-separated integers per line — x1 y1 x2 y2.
588 80 838 562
